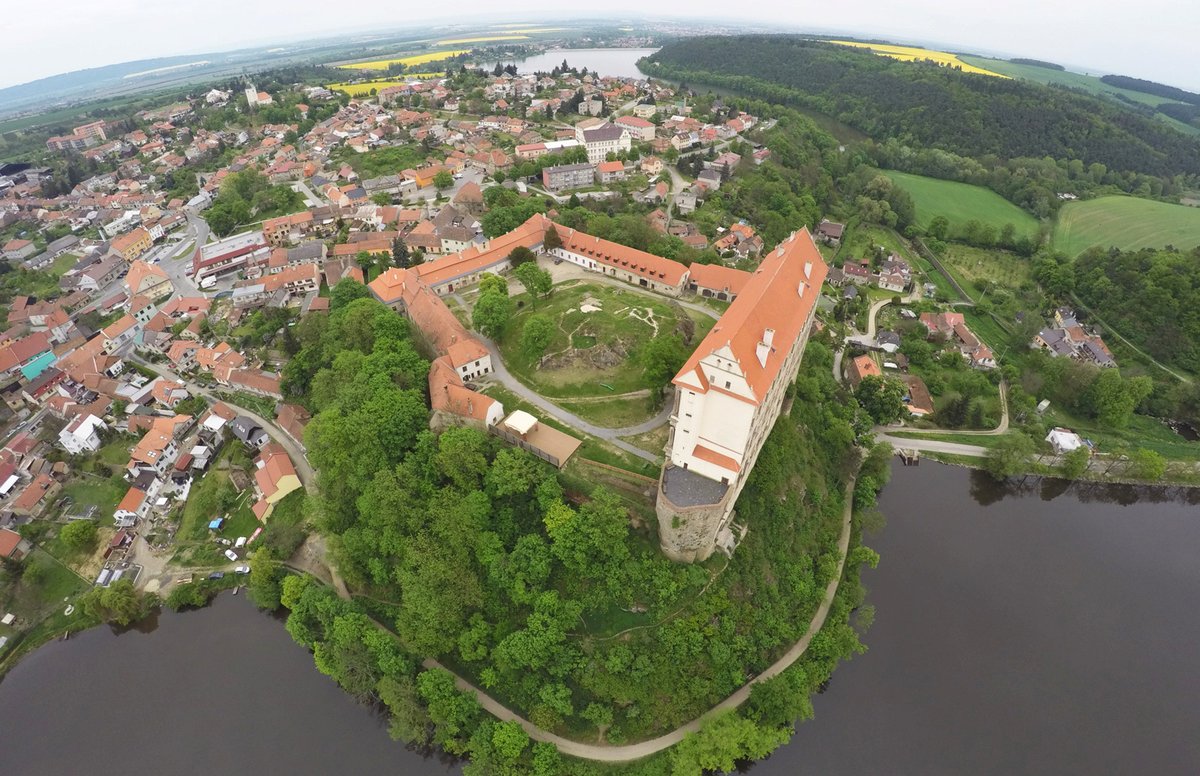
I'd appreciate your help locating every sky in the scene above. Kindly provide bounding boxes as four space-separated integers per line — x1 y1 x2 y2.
2 0 1198 92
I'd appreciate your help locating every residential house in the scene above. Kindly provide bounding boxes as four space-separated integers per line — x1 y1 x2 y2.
847 354 883 387
58 414 107 455
0 527 32 561
816 219 845 246
230 416 270 449
542 162 595 191
111 227 153 262
251 442 302 520
580 124 631 164
597 160 626 184
125 259 173 300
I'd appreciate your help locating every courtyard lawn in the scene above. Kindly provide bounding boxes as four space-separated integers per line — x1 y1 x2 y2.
557 395 659 429
499 282 715 399
1050 196 1200 257
883 170 1040 240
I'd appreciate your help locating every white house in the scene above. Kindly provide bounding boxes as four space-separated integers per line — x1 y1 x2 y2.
580 124 631 164
1046 427 1085 455
59 414 107 455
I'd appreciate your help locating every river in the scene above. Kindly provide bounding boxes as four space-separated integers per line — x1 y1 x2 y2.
2 463 1199 774
509 48 658 79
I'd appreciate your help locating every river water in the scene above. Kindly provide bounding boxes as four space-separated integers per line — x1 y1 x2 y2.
510 48 658 79
2 463 1199 774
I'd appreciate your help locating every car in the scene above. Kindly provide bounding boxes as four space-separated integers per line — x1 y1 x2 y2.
234 565 250 575
234 536 247 548
224 549 239 562
215 537 232 546
208 571 225 580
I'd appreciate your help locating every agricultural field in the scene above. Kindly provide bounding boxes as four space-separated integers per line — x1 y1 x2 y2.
435 35 530 45
956 56 1200 137
326 76 441 97
498 282 715 399
1051 196 1200 257
827 40 1008 78
337 49 471 71
883 170 1040 239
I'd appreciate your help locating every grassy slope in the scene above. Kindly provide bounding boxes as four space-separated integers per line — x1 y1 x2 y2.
958 56 1200 137
1051 196 1200 256
882 170 1039 238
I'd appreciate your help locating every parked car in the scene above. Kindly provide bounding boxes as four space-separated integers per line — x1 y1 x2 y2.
215 538 232 546
234 565 250 575
234 536 247 548
208 571 225 580
224 549 239 562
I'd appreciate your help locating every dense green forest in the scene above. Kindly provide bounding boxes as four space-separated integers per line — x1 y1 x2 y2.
265 283 880 772
1099 75 1200 106
641 37 1200 182
1072 245 1200 373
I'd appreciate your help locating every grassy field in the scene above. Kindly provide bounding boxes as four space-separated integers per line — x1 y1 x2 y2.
829 41 1008 78
499 282 714 399
1051 196 1200 257
883 170 1040 239
61 475 127 519
337 49 471 71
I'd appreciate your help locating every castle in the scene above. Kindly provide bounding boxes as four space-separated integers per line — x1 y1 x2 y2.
367 215 827 562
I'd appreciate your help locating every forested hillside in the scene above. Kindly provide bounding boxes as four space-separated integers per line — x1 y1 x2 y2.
1072 245 1200 373
641 37 1200 179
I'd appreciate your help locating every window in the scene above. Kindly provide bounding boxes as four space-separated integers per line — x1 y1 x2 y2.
725 381 731 389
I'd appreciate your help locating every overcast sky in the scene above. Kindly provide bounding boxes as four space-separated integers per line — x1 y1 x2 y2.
3 0 1198 92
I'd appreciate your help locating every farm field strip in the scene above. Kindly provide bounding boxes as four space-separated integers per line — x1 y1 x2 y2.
827 40 1008 78
1051 196 1200 256
337 49 471 70
327 75 443 95
882 170 1039 237
435 35 530 45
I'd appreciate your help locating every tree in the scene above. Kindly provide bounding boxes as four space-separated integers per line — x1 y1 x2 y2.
543 226 562 252
508 246 537 268
473 289 514 339
1129 448 1166 480
433 170 454 193
513 262 552 301
1060 447 1091 480
984 433 1035 480
59 520 98 552
391 237 410 268
669 712 790 776
640 334 688 398
247 549 283 610
1083 370 1153 428
855 376 906 425
521 314 555 359
78 579 148 626
329 279 371 311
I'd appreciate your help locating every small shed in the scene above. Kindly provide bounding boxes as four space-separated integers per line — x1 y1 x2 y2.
208 517 225 531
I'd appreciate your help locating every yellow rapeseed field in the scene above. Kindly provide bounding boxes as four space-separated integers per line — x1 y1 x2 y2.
828 40 1008 78
338 49 471 71
328 75 443 97
435 35 530 45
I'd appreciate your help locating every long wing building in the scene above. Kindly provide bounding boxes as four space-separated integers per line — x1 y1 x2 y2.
657 229 827 562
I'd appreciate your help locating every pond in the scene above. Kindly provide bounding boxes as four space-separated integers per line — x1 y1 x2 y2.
3 463 1199 774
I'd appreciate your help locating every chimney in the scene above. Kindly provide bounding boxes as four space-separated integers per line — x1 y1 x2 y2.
756 341 770 368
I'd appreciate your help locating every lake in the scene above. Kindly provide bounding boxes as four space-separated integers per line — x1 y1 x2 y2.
3 463 1199 774
510 48 659 79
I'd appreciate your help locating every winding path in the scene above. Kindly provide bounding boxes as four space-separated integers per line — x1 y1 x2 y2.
425 471 857 762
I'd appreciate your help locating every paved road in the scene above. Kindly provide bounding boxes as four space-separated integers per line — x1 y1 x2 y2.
429 470 857 762
876 434 990 458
